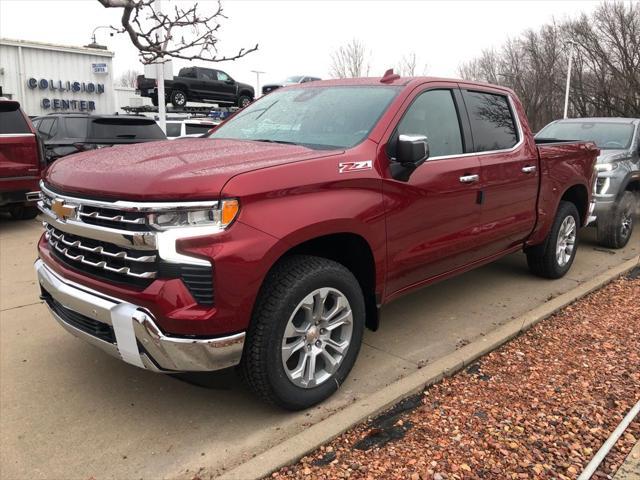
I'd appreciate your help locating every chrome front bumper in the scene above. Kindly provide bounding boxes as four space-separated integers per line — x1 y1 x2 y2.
35 259 245 372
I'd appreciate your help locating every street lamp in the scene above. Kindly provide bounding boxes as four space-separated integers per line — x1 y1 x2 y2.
251 70 265 97
86 25 114 50
563 40 578 119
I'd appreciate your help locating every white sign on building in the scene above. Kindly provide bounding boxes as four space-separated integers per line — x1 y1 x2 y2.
0 38 115 116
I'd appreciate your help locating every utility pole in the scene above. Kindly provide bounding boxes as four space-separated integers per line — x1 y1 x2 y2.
563 41 577 119
155 0 167 133
251 70 265 97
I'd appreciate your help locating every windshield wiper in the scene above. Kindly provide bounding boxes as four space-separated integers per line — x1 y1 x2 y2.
252 139 299 145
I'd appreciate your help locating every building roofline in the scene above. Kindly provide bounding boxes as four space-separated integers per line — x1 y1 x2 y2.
0 38 114 57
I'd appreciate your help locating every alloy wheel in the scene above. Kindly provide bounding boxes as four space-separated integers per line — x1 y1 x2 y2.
556 215 577 267
281 287 353 389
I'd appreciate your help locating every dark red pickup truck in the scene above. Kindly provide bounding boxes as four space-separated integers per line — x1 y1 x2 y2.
1 99 43 219
35 75 598 409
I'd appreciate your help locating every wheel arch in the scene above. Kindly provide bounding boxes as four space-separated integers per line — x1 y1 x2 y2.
560 183 589 226
263 232 380 331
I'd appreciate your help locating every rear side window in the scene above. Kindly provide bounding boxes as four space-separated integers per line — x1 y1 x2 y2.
463 91 518 152
89 118 166 140
0 102 30 134
37 118 55 138
65 118 89 138
179 68 196 79
395 89 464 158
166 122 182 137
185 123 213 135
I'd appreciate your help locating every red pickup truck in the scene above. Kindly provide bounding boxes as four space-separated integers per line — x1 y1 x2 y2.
1 99 43 219
35 75 598 409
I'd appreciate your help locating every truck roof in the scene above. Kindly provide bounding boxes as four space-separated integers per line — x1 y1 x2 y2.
290 75 516 95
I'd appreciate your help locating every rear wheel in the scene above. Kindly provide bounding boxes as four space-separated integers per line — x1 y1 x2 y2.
597 191 635 249
10 205 38 220
241 255 365 410
237 95 252 108
527 201 580 279
170 89 187 108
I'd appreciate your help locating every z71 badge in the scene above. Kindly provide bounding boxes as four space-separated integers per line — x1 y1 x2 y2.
338 160 373 173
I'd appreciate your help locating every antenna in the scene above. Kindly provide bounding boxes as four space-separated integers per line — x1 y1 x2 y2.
380 68 400 83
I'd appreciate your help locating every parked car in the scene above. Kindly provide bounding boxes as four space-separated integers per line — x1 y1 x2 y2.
165 118 219 139
536 117 639 248
32 114 166 162
0 99 43 220
35 74 598 409
261 75 322 95
136 67 255 108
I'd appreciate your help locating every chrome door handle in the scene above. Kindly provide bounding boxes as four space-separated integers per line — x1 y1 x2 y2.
522 165 537 173
459 174 479 183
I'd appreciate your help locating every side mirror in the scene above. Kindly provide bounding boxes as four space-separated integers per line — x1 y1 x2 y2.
391 134 429 181
225 79 235 85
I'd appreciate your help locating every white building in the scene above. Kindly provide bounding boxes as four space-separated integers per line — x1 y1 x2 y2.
0 38 116 116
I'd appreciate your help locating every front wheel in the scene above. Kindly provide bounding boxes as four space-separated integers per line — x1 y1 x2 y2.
526 201 580 279
597 191 635 249
241 255 365 410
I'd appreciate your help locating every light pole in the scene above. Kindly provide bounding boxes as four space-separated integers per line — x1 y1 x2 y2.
251 70 265 97
155 0 166 133
563 40 578 119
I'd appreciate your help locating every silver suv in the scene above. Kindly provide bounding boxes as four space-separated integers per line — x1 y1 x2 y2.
537 118 640 248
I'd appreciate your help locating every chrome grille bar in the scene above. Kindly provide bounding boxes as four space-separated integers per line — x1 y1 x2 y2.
78 210 146 225
45 225 157 280
45 226 156 263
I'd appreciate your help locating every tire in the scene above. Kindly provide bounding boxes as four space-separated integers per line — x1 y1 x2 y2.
597 191 635 249
237 95 252 108
526 201 580 279
241 255 365 410
10 205 38 220
151 96 159 107
170 89 187 108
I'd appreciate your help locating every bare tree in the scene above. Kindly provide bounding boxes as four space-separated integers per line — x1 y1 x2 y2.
457 1 640 131
96 0 258 64
116 69 141 87
329 38 370 78
397 52 417 76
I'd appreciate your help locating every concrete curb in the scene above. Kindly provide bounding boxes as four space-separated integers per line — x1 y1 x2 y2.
216 255 640 480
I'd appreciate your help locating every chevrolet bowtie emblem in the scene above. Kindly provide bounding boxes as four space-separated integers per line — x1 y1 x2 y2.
51 199 77 221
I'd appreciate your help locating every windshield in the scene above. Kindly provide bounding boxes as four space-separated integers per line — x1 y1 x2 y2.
88 118 166 140
209 85 400 149
283 76 304 84
537 121 635 150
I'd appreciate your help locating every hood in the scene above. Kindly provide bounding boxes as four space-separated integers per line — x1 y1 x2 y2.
596 149 633 164
237 82 254 94
46 138 340 201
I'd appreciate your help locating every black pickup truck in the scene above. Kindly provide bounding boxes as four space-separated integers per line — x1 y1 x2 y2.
136 67 255 108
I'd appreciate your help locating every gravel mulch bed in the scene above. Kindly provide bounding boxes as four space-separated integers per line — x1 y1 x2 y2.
270 274 640 480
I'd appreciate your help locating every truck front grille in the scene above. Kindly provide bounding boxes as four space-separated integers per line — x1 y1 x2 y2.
39 184 215 304
46 224 158 288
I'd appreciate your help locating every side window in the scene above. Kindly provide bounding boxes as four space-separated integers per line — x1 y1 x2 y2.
199 69 216 81
38 118 55 139
463 90 518 152
216 71 230 82
180 69 196 79
395 89 464 158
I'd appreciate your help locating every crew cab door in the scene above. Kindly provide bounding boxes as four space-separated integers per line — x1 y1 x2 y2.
382 86 484 296
459 87 539 256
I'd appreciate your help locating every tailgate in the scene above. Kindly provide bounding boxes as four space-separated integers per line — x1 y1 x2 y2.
0 134 40 179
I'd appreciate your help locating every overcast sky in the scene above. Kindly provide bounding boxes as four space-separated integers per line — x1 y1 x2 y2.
1 0 600 88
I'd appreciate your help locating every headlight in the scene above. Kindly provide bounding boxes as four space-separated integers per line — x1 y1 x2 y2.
595 162 619 172
149 199 239 230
